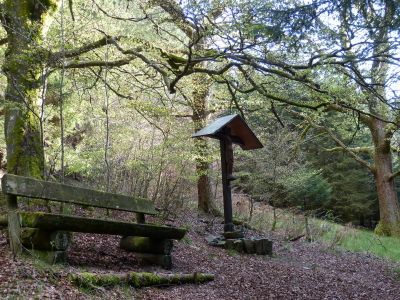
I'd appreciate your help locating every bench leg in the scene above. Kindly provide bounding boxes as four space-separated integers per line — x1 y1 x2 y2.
7 195 22 257
135 253 172 270
8 211 22 257
24 249 68 264
21 229 72 250
21 229 72 264
120 236 173 269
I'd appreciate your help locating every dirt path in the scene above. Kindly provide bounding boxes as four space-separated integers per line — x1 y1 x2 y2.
0 211 399 299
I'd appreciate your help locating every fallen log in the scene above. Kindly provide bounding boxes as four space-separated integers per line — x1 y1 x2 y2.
70 271 214 289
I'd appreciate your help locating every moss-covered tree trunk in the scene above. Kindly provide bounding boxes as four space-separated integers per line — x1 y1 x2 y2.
370 119 400 236
192 70 214 213
1 0 59 178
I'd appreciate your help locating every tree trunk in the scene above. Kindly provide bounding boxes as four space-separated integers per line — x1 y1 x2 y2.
192 71 214 213
371 119 400 236
1 1 59 178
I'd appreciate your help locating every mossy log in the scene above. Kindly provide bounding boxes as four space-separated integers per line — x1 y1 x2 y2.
70 271 214 289
135 253 172 270
20 228 72 251
19 212 186 240
120 236 173 254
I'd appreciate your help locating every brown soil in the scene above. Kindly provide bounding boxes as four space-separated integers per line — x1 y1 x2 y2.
0 208 399 299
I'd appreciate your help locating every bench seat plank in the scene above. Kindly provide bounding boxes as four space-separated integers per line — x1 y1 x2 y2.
2 174 157 215
19 212 186 240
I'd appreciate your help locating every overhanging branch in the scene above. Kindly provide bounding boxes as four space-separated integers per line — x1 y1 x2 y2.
50 36 122 62
389 170 400 180
290 111 374 172
325 146 373 155
63 58 133 69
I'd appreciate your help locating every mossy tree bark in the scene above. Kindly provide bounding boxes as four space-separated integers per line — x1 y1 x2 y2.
1 0 59 178
363 5 400 236
370 119 400 236
192 69 214 213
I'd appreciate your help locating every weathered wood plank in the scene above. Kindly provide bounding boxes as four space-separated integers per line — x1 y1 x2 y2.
19 212 187 240
2 174 157 215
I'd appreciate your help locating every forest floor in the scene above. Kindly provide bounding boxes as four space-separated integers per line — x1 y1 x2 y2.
0 207 400 299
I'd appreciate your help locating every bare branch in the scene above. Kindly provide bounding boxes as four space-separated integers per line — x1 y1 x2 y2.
389 170 400 180
68 0 75 21
92 0 148 22
238 66 328 110
50 36 122 62
325 146 373 154
321 126 374 171
63 58 133 69
151 0 196 38
110 41 173 91
290 110 374 171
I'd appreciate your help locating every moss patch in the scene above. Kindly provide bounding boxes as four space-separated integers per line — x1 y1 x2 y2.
374 221 400 237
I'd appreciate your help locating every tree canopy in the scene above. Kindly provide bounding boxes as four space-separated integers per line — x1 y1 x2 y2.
0 0 400 235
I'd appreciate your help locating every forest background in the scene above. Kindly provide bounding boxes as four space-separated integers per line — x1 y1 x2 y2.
0 0 399 236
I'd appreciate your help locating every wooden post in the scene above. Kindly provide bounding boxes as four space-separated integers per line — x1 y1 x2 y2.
220 130 234 232
135 212 145 224
6 194 22 257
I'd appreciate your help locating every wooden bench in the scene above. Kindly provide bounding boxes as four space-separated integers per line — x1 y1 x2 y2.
2 174 187 269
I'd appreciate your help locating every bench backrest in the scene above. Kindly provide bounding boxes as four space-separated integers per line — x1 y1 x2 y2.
2 174 157 215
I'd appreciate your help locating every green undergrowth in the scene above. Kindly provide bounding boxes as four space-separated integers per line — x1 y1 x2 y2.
242 205 400 262
321 223 400 261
